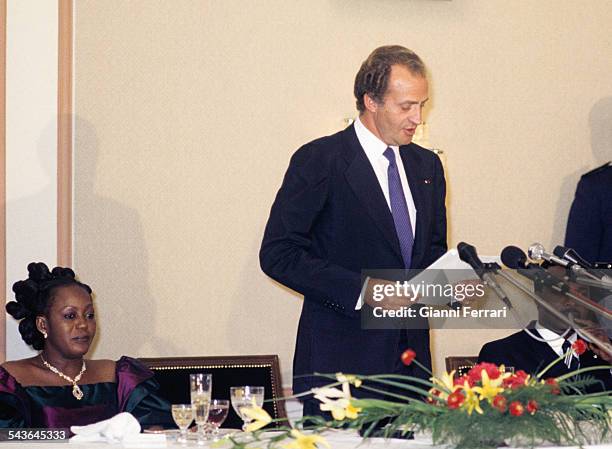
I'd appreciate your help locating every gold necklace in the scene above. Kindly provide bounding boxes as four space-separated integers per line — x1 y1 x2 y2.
40 354 87 400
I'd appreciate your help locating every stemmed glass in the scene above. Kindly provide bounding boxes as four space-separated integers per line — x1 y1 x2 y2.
190 374 212 445
171 404 193 445
230 386 265 431
206 399 229 439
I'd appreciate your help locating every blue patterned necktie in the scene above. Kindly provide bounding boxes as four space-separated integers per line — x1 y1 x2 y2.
383 147 414 268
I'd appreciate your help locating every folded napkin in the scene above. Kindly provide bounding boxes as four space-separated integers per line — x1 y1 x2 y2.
70 412 166 447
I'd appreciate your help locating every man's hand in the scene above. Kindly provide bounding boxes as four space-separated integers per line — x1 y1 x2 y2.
450 279 487 308
363 278 419 311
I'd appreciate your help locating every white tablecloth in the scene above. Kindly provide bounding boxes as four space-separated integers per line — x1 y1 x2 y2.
0 430 610 449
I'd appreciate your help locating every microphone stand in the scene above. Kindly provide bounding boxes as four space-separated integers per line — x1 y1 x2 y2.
517 268 612 321
572 275 612 292
474 261 522 324
496 270 612 359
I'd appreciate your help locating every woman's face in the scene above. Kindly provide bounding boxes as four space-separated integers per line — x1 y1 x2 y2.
40 284 96 359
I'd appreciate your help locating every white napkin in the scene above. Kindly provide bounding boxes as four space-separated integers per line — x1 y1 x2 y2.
69 412 166 447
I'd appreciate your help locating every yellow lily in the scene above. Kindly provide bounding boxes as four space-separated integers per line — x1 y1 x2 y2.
431 370 459 399
318 397 361 421
460 385 483 415
312 386 347 401
472 370 504 403
241 405 272 432
336 373 362 388
284 429 330 449
312 386 361 420
344 402 362 419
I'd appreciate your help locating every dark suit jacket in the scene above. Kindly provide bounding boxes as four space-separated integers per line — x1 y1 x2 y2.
478 327 612 393
565 163 612 264
260 125 447 394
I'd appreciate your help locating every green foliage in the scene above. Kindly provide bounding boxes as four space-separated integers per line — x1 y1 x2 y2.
220 362 611 449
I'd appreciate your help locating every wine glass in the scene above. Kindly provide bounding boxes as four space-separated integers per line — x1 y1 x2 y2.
230 386 265 431
190 374 212 445
206 399 229 439
171 404 193 445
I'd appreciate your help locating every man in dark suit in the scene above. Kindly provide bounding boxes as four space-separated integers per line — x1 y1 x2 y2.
565 162 612 339
565 161 612 265
260 46 447 414
478 267 611 392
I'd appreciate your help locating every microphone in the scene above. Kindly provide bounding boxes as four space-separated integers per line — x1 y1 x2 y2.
553 245 593 269
554 245 612 284
502 245 612 319
458 242 513 309
500 245 528 269
496 247 612 357
501 245 569 293
531 243 612 286
528 243 570 267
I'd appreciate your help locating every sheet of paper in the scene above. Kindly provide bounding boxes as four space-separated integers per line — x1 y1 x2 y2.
355 249 501 309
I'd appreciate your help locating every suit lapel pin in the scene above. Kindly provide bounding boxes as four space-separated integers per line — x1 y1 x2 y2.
424 179 432 184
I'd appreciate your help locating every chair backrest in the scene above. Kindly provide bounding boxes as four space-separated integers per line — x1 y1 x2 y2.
445 356 478 377
139 355 287 429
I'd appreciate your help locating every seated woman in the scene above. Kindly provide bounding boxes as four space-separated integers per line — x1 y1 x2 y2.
1 262 173 428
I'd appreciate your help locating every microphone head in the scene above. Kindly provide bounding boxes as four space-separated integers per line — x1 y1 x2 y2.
552 245 569 259
457 241 476 262
528 243 545 262
553 245 593 268
457 241 474 255
457 242 483 271
501 245 527 269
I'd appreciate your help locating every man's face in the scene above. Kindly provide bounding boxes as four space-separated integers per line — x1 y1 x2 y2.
364 65 429 146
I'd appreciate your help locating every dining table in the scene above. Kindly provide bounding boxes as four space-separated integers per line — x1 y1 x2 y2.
0 428 610 449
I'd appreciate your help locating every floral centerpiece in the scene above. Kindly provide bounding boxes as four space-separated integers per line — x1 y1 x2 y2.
222 340 611 449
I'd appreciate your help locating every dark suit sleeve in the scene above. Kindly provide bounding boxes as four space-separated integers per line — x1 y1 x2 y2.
427 154 448 267
477 342 504 365
565 176 601 263
260 145 362 318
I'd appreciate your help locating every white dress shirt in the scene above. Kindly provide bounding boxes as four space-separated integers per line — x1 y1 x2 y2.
533 323 611 373
534 322 576 358
353 117 417 236
353 117 418 311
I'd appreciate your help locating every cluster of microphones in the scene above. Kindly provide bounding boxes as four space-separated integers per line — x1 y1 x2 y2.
457 242 612 305
457 241 612 357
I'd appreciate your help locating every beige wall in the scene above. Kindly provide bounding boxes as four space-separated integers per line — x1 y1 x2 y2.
73 0 612 381
4 0 59 361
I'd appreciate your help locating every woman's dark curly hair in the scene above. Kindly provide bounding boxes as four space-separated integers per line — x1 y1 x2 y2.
6 262 92 350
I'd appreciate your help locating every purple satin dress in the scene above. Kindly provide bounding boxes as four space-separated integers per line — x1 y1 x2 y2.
0 356 172 429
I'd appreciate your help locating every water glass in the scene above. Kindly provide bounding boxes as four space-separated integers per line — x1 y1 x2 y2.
206 399 229 439
230 386 265 431
171 404 193 445
190 374 212 445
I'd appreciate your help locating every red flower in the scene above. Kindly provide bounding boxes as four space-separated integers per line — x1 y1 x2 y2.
544 378 560 395
526 400 538 415
467 362 500 384
509 401 524 417
492 395 507 413
572 339 587 356
401 349 416 366
503 370 529 389
447 390 465 409
426 389 441 404
454 375 473 387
